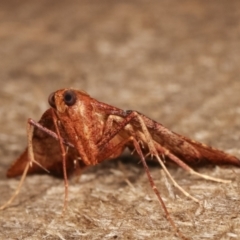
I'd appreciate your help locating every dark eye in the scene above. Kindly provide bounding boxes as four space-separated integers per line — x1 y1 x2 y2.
63 90 76 106
48 92 56 108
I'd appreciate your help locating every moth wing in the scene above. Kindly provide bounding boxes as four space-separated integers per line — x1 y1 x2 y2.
144 116 240 166
7 109 81 178
178 134 240 166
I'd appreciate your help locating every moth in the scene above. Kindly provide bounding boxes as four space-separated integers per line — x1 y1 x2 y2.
2 88 240 239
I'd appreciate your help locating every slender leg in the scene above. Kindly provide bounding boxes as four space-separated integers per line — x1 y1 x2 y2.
155 144 231 184
28 118 74 148
97 136 187 240
132 114 201 203
51 109 69 214
98 112 199 202
0 121 34 210
97 111 139 148
98 111 230 204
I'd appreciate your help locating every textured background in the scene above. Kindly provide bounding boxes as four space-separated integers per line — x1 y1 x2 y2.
1 1 240 239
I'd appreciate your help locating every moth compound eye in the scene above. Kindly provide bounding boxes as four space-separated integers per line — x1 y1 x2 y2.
48 92 56 108
63 90 76 106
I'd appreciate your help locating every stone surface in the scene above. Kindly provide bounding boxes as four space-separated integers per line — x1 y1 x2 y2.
1 1 240 239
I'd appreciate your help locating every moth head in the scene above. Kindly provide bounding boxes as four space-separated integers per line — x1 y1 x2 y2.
48 89 91 114
48 89 76 110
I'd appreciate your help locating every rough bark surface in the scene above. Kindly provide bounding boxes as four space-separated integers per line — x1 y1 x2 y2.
1 1 240 239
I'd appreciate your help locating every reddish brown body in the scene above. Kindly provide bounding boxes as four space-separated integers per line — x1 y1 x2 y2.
5 88 240 239
7 89 240 178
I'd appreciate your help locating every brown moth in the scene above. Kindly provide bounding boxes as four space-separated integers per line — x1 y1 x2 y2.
3 88 240 239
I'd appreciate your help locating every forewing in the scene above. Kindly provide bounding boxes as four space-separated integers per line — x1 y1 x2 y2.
138 113 240 166
150 124 240 166
178 134 240 166
7 109 81 178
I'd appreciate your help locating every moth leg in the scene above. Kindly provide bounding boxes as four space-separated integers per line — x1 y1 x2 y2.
0 120 34 210
28 118 74 148
99 111 201 202
131 113 232 184
138 115 206 203
136 130 201 203
51 109 69 214
155 144 231 184
97 111 141 148
97 136 186 240
98 111 201 203
124 112 202 203
101 112 231 184
127 112 202 203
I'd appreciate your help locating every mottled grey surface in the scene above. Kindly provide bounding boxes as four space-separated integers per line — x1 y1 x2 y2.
1 1 240 239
